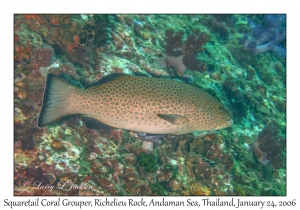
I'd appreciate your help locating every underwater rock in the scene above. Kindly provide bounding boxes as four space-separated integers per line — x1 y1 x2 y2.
142 141 153 152
257 67 273 85
207 16 230 39
246 65 256 80
190 182 210 196
134 19 144 32
48 62 80 81
44 14 71 26
14 108 27 123
30 44 54 71
169 177 182 191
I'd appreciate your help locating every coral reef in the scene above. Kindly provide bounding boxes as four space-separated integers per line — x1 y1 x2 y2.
14 14 286 196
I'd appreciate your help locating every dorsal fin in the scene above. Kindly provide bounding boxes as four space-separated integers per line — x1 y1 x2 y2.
132 71 151 77
91 73 129 86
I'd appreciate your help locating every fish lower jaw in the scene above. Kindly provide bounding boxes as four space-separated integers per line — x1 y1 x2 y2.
212 119 234 130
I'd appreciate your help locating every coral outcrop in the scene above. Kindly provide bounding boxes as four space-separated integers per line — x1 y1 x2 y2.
165 28 209 75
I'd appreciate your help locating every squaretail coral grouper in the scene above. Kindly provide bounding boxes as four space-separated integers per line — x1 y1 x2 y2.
38 73 233 135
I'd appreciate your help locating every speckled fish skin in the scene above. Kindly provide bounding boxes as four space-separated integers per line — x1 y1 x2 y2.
38 74 233 135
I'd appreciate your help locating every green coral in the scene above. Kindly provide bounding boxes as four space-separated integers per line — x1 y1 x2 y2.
232 181 246 196
137 152 158 172
70 158 91 176
150 183 168 196
163 163 179 179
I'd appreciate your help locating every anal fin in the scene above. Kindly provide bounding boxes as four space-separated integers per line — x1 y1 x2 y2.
81 116 113 130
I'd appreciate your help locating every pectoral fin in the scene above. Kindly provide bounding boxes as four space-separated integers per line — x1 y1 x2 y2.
156 114 186 126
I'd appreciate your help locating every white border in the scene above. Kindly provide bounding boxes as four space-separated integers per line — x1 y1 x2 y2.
1 0 297 209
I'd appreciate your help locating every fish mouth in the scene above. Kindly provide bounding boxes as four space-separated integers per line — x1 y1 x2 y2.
213 118 234 130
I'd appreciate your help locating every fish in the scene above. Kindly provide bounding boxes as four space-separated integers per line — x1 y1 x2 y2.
38 73 233 135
